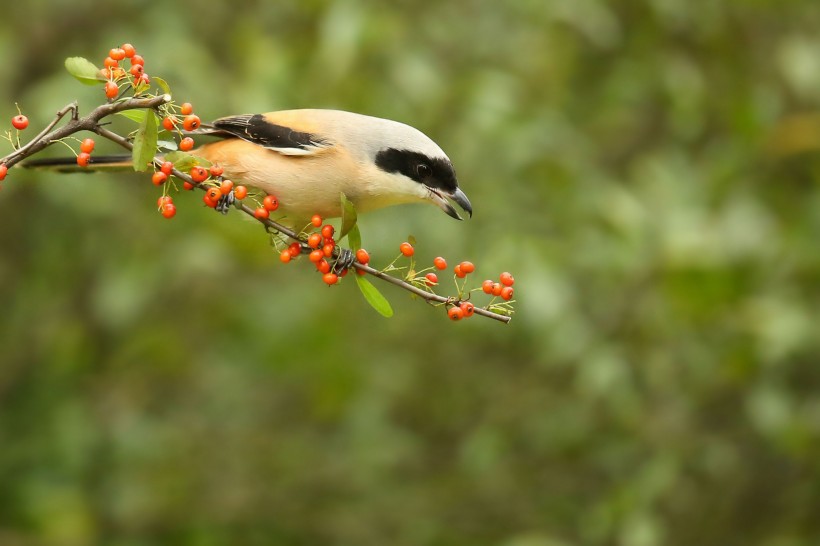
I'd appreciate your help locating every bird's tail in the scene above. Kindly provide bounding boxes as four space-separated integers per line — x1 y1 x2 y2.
23 155 134 173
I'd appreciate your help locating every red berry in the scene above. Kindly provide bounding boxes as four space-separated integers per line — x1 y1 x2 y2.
322 272 339 285
499 272 515 287
309 249 324 263
130 54 145 66
310 214 323 227
157 195 173 208
459 261 475 274
279 249 292 263
160 161 174 175
162 116 178 131
0 164 7 181
356 268 367 276
109 48 126 61
11 115 28 130
161 203 176 218
425 272 438 286
234 185 248 199
80 138 95 153
136 74 150 87
182 114 201 131
151 171 168 186
307 233 323 249
500 287 514 301
180 102 193 115
183 181 195 191
203 193 218 208
189 165 208 183
322 243 335 258
448 306 465 321
355 249 370 264
254 207 269 219
206 187 221 202
103 56 118 69
105 81 119 99
491 283 503 297
219 179 234 194
399 242 414 257
460 301 475 317
482 280 494 294
179 137 194 151
129 64 145 77
263 194 279 211
433 256 447 270
454 264 465 278
288 242 302 257
121 43 136 58
209 164 223 177
321 224 335 239
316 259 331 274
76 152 91 167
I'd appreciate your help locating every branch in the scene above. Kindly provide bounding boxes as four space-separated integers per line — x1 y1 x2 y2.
3 98 512 324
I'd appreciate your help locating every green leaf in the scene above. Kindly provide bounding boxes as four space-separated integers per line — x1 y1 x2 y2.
356 275 393 318
408 234 417 247
116 109 149 124
153 76 172 95
339 193 358 240
65 57 104 85
131 108 158 172
157 140 178 152
163 151 210 171
348 224 362 251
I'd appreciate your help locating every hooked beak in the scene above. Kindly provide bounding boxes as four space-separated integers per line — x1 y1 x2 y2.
427 186 473 220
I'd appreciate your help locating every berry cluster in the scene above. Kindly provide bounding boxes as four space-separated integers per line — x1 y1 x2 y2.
101 43 147 99
278 214 347 286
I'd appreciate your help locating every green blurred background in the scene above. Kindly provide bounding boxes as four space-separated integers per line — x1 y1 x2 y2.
2 1 820 545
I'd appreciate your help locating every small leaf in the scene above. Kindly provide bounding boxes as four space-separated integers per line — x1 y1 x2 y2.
157 140 178 152
408 234 417 247
116 109 148 124
339 193 358 240
153 76 172 95
132 108 158 172
348 224 362 251
163 151 210 171
65 57 105 85
356 275 393 318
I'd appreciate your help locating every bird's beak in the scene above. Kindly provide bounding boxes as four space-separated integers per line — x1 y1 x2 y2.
428 186 473 220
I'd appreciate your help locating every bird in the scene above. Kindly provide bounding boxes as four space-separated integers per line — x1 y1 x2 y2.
25 109 473 227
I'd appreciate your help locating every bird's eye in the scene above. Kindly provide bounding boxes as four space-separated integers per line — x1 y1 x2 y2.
416 163 431 178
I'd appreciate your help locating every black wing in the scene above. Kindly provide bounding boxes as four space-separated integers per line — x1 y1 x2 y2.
211 114 331 156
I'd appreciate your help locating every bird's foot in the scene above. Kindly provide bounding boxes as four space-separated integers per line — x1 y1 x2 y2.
333 247 355 274
215 190 235 215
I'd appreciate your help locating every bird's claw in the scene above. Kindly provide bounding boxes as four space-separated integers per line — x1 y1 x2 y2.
215 190 235 215
333 247 355 274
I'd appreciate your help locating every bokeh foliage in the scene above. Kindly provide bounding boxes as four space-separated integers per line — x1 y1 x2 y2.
1 1 820 545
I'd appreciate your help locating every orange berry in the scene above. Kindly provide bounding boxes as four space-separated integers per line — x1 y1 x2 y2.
189 165 208 183
129 64 144 77
160 161 174 175
322 272 339 285
459 261 475 274
263 194 279 211
130 54 145 66
500 286 514 301
162 116 178 131
355 249 370 264
399 242 414 257
322 243 334 258
425 272 438 286
482 280 494 294
161 203 176 218
316 259 331 274
321 224 335 239
499 272 514 287
179 136 194 151
288 242 302 257
307 233 323 249
76 152 91 167
219 179 234 194
433 256 447 270
454 264 465 278
121 43 136 58
309 249 323 263
310 214 323 227
80 138 95 153
448 306 465 321
105 81 119 99
11 115 28 130
206 187 221 202
209 164 223 177
0 164 8 181
109 48 126 61
103 56 118 69
491 283 503 297
460 301 475 317
234 185 248 199
279 249 292 263
151 171 168 186
254 207 269 219
180 102 193 115
182 114 201 131
356 268 367 276
203 193 217 208
157 195 173 208
183 181 195 191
